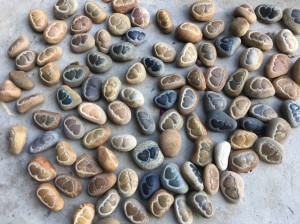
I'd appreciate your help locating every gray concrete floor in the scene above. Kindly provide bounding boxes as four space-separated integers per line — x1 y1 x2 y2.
0 0 299 223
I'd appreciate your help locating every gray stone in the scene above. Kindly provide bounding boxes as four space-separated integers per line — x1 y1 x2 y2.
63 115 85 140
239 117 266 134
109 42 135 62
125 28 147 46
29 131 59 153
62 63 90 88
203 91 227 113
283 8 300 35
206 110 237 132
86 51 113 73
249 103 278 122
81 75 102 102
135 108 156 135
281 100 300 128
215 35 241 57
255 4 283 24
154 90 177 109
254 137 284 164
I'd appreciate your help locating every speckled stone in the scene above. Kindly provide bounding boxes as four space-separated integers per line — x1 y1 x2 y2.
75 153 102 179
139 172 160 200
9 71 34 90
16 93 45 113
181 161 204 191
132 141 164 170
175 22 202 43
205 66 228 92
8 36 29 58
186 67 206 91
81 75 102 102
255 4 282 24
88 173 117 197
176 43 197 68
276 29 298 54
62 63 90 88
229 129 258 150
37 46 62 67
84 1 107 24
282 8 300 35
281 100 300 128
153 42 176 63
197 42 217 67
29 131 59 153
239 47 264 71
161 163 189 194
86 52 113 74
224 68 249 98
159 74 186 90
188 191 215 218
125 62 146 85
141 56 165 77
220 171 244 204
185 112 207 140
56 85 82 110
158 109 183 132
43 21 67 44
239 117 266 134
203 91 227 113
110 134 137 152
273 76 300 100
120 87 144 108
214 141 231 171
249 103 278 122
242 30 273 51
233 4 257 24
228 96 251 120
63 115 85 140
55 141 77 166
215 35 241 57
174 195 193 224
230 17 249 37
125 28 146 46
178 85 199 115
203 164 219 195
154 90 177 110
190 136 213 167
159 129 182 158
265 54 291 79
135 108 156 135
228 149 259 173
109 42 135 62
265 118 291 143
55 174 82 197
156 9 174 34
202 19 225 39
111 0 137 13
206 109 237 132
244 76 275 99
53 0 77 19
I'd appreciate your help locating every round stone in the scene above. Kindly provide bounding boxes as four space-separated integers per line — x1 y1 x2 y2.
153 42 176 63
178 85 199 115
228 96 251 120
233 4 257 24
29 131 59 153
125 28 147 46
176 43 197 68
229 129 258 150
175 22 203 43
107 101 131 125
159 129 182 157
110 134 137 152
56 85 82 110
228 149 259 173
239 47 263 71
82 127 111 149
203 19 225 39
63 115 85 140
159 74 186 90
230 17 249 37
86 51 113 74
187 191 215 218
141 56 165 77
109 42 135 62
224 68 249 97
107 13 131 36
197 42 217 67
255 4 283 23
205 66 228 92
265 54 291 79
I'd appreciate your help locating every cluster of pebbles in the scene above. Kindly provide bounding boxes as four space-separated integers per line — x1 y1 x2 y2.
2 0 300 223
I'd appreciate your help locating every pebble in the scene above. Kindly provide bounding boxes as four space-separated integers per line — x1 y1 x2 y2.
82 127 111 149
206 110 237 132
95 29 112 54
249 103 278 122
175 22 202 43
125 62 146 85
281 100 300 128
203 91 227 112
282 8 300 35
230 17 249 37
190 136 213 167
266 117 291 143
233 4 257 24
254 137 284 164
63 115 85 140
228 149 259 173
88 173 117 196
56 85 82 110
214 141 231 171
203 19 225 39
244 76 275 99
55 141 77 166
123 198 149 224
62 63 89 88
159 129 182 157
228 96 251 120
158 109 183 131
55 174 82 197
84 1 107 24
273 76 300 100
117 168 138 197
265 53 291 79
8 125 27 155
141 56 165 77
224 68 249 97
112 0 137 13
178 85 199 115
139 172 160 200
181 161 203 191
187 191 215 218
197 42 217 67
174 195 193 224
120 87 144 108
28 9 48 32
0 80 21 102
9 70 34 90
153 42 176 63
276 29 298 54
125 28 147 46
229 129 258 150
32 110 62 130
16 93 45 113
242 30 273 51
154 90 177 109
148 189 174 218
78 102 107 125
215 35 241 57
71 15 92 34
53 0 77 19
239 47 263 71
75 153 102 178
36 183 64 211
205 66 228 92
86 52 113 73
111 134 137 152
96 189 120 218
71 33 95 53
95 217 121 224
131 6 150 28
7 36 29 58
255 4 283 23
159 74 186 90
177 43 197 68
29 131 59 153
109 42 135 62
156 9 174 34
43 20 68 44
135 108 156 135
81 75 102 102
97 146 118 172
132 141 164 170
107 13 131 36
102 76 121 102
107 101 131 125
239 117 266 134
37 46 62 67
185 112 207 140
190 0 215 21
220 171 244 203
203 163 219 195
292 58 300 84
186 68 206 91
38 62 60 86
72 203 95 224
27 156 56 182
15 50 37 71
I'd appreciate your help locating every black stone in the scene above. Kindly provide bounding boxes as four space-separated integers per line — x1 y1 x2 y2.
141 56 165 77
57 89 73 105
154 90 177 109
206 110 237 132
239 117 266 134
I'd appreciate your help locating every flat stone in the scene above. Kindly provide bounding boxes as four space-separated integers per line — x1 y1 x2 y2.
281 100 300 127
159 74 186 90
0 80 21 102
176 43 197 68
148 189 174 218
202 19 225 39
120 87 144 108
228 149 259 173
86 51 113 74
29 131 59 153
255 4 283 23
62 63 90 88
197 42 217 67
188 191 215 218
110 134 137 152
63 115 85 140
96 189 120 218
125 28 146 46
174 195 193 224
8 36 29 58
239 117 266 134
16 93 45 113
139 172 160 200
180 161 204 191
239 47 263 72
249 103 278 122
203 91 227 113
153 42 176 63
190 136 213 167
233 4 257 24
214 141 231 171
206 110 237 132
265 54 291 79
56 85 82 111
43 20 67 44
135 108 156 135
175 22 202 43
141 56 165 77
37 46 62 67
78 102 107 125
70 15 92 34
203 164 219 195
32 110 62 130
230 17 249 37
158 109 183 132
109 42 135 62
254 137 284 164
15 50 37 72
107 13 131 36
156 9 174 34
283 8 300 35
125 62 147 85
75 154 102 178
228 96 251 120
242 30 273 51
81 75 102 102
107 101 131 125
82 127 111 149
186 67 206 91
215 35 241 57
205 66 228 92
131 6 150 28
111 0 137 13
123 198 149 224
220 171 244 203
244 76 275 99
159 129 182 158
185 112 207 140
273 76 300 100
265 118 291 143
178 85 199 115
117 168 138 197
36 183 64 211
9 70 34 90
190 0 215 22
229 129 258 150
276 29 298 54
88 173 117 197
102 76 121 102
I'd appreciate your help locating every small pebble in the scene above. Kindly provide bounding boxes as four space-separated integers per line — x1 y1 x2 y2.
265 53 291 79
82 127 111 149
174 195 193 224
97 146 118 172
203 91 227 112
203 19 225 39
96 189 120 218
154 90 177 110
228 149 259 173
38 62 60 86
273 76 300 100
255 4 283 24
110 134 137 152
36 183 64 211
156 9 174 34
109 42 135 62
102 76 121 102
135 108 156 135
120 87 144 108
28 9 48 32
159 74 186 90
0 80 21 102
242 30 273 51
55 141 77 166
159 129 182 157
139 172 160 200
205 66 228 92
148 189 174 218
186 67 206 91
265 117 291 143
230 17 249 37
78 102 107 125
239 117 266 134
229 129 258 150
32 110 62 130
95 29 112 54
8 36 29 58
239 47 263 71
86 52 113 73
117 168 138 197
55 174 82 197
36 46 62 67
158 109 183 132
131 6 150 28
125 62 146 85
107 13 131 36
16 93 45 113
203 163 219 195
84 1 107 24
177 43 197 68
107 101 131 125
282 8 300 34
43 20 68 44
244 76 275 99
214 141 231 171
123 198 149 224
220 171 244 203
178 85 199 115
233 4 257 24
53 0 77 19
206 110 237 132
181 161 204 191
27 156 56 182
75 153 102 178
70 33 95 53
228 96 251 120
81 75 102 102
72 203 95 224
215 35 241 57
175 22 202 43
276 29 298 54
9 70 34 90
63 115 85 140
190 0 215 21
29 131 59 153
254 137 284 164
111 0 137 13
281 100 300 127
190 136 213 167
125 28 147 46
224 68 249 97
15 50 37 72
8 125 27 155
56 85 82 110
153 42 176 63
197 42 217 67
188 191 215 219
249 103 278 122
88 173 117 196
185 112 207 140
141 56 165 77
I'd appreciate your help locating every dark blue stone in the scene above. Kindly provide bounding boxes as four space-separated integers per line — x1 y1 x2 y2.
57 89 73 106
154 90 177 109
126 28 147 46
215 35 241 57
139 172 160 200
81 75 102 102
240 117 266 134
206 109 237 132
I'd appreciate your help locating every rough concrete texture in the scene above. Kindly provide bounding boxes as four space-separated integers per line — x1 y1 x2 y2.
0 0 299 223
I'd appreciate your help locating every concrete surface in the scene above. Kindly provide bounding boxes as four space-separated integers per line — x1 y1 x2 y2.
0 0 299 223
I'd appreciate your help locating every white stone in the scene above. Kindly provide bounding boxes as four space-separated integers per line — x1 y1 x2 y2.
214 141 231 171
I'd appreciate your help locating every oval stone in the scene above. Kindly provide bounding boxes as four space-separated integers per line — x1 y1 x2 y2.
117 168 138 197
0 80 21 102
229 129 258 150
107 101 131 125
62 63 89 88
148 189 174 218
55 141 77 166
230 17 249 37
283 8 300 35
123 198 149 224
214 141 231 171
27 157 56 182
181 161 203 191
206 110 237 132
136 108 156 135
82 127 111 149
265 117 291 143
131 6 150 28
242 30 273 51
107 13 131 36
175 22 202 43
190 136 213 167
273 76 300 100
81 75 102 102
228 96 251 120
254 137 284 164
95 29 112 54
187 67 206 91
38 62 60 86
224 68 249 98
97 146 118 172
174 195 193 224
72 203 95 224
139 172 160 200
86 52 113 73
54 174 82 197
205 66 228 92
197 42 217 67
111 134 137 152
111 0 137 13
153 42 176 63
154 90 177 110
9 70 34 90
70 33 95 53
276 29 298 54
84 1 107 24
88 173 117 197
203 163 219 195
102 76 121 102
233 4 257 24
159 74 186 90
29 131 59 153
228 149 259 173
178 86 199 115
109 42 135 62
176 43 197 68
16 93 45 113
156 9 174 34
159 129 182 158
203 91 227 113
249 103 278 122
96 189 120 218
56 85 82 110
220 171 244 203
75 153 102 178
120 87 144 108
63 115 85 140
188 191 215 218
190 0 215 22
36 183 64 211
255 4 283 23
244 76 275 99
265 54 291 79
15 50 37 72
53 0 77 19
37 46 62 67
78 102 107 125
239 47 263 71
32 110 62 130
70 14 92 34
158 109 183 132
203 19 225 39
125 62 146 85
185 112 207 140
141 56 165 77
281 100 300 128
239 117 266 134
125 28 146 46
8 36 29 58
43 20 67 44
215 35 241 57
